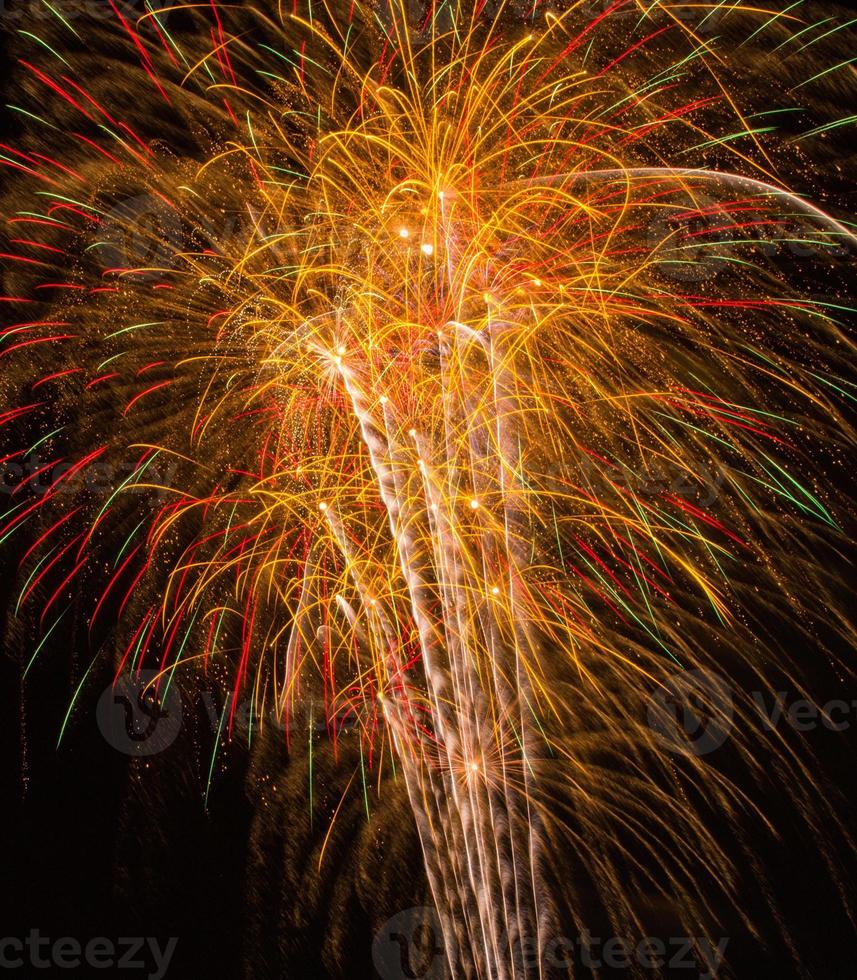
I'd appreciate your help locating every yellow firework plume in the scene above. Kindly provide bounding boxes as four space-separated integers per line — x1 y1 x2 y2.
2 1 855 976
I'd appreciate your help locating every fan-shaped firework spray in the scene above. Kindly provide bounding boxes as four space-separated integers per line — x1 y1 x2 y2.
2 1 855 976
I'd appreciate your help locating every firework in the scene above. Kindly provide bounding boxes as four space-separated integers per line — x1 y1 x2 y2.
2 1 855 976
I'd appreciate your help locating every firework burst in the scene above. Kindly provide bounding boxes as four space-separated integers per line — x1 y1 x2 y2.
2 1 856 976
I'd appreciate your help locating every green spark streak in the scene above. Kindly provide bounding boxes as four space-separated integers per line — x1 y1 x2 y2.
774 17 834 52
258 42 301 72
741 469 820 520
16 543 62 615
205 692 229 810
809 372 857 403
7 105 59 130
105 322 168 340
97 125 144 159
96 350 129 372
740 0 804 45
171 608 201 675
15 211 72 228
24 607 69 677
268 159 310 178
793 16 857 54
34 191 104 214
114 517 148 568
651 412 736 451
17 31 71 67
798 115 857 139
57 653 100 748
256 70 289 84
209 607 229 659
359 740 371 821
793 57 857 91
129 612 155 673
758 452 835 525
551 503 565 571
308 705 314 827
27 426 66 455
247 683 258 748
629 547 660 632
684 127 777 152
91 453 161 530
39 0 80 37
146 1 191 68
696 0 730 34
246 110 260 158
0 512 33 549
524 692 552 757
1 325 38 345
748 108 802 118
292 49 332 77
650 43 709 82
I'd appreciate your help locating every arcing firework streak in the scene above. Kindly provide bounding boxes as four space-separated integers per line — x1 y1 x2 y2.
2 1 856 976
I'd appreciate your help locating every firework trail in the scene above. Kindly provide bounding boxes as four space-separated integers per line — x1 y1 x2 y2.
1 1 856 976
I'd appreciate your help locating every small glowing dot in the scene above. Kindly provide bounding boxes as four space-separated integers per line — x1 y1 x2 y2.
491 586 500 595
438 190 445 200
430 503 438 512
336 345 346 356
470 762 479 772
398 227 409 239
318 502 328 512
379 395 388 405
469 498 479 509
408 428 417 437
532 278 542 287
421 243 434 256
